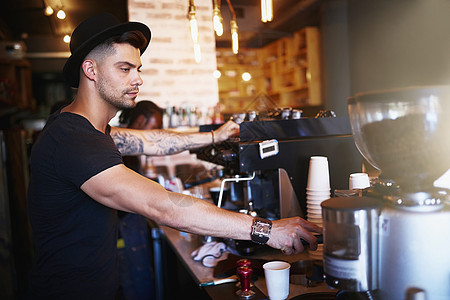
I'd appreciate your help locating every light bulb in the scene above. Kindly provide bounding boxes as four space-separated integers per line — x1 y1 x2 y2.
63 35 71 43
242 72 251 81
56 9 66 20
232 32 238 54
231 20 239 54
188 4 198 43
44 6 54 16
213 70 221 79
213 14 223 36
213 3 223 37
193 43 201 63
261 0 273 23
189 17 199 42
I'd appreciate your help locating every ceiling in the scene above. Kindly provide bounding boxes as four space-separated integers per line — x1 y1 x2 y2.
0 0 321 69
0 0 128 53
1 0 129 38
216 0 322 48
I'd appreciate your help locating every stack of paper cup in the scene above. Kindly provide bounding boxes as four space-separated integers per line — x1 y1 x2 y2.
306 156 331 222
306 156 330 260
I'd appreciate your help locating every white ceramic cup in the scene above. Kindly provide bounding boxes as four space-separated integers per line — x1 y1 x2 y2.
307 156 330 191
349 173 370 190
263 261 291 300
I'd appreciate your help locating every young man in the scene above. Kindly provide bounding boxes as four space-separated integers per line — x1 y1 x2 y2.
26 13 321 299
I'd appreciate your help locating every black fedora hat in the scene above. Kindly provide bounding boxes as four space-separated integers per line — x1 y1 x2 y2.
63 13 151 88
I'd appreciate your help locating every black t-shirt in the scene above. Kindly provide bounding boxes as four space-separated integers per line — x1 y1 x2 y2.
26 111 123 299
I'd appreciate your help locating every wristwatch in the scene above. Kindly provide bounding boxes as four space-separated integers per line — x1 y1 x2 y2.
251 217 272 244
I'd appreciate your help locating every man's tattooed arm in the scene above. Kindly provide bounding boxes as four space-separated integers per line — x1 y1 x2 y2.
110 127 212 156
111 120 239 156
111 130 145 155
141 129 208 155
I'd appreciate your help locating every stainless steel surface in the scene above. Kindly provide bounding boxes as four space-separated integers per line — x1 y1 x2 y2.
279 168 304 218
217 172 255 208
378 201 450 300
322 197 380 292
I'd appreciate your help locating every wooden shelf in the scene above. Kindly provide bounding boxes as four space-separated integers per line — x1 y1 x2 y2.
217 27 322 113
0 59 35 110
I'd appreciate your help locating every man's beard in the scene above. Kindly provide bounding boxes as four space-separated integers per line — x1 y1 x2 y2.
97 77 137 110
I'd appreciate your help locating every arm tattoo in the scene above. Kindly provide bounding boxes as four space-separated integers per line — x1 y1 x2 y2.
111 128 207 156
111 131 144 155
143 130 205 156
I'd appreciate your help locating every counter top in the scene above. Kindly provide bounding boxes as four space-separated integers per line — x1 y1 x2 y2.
159 225 336 299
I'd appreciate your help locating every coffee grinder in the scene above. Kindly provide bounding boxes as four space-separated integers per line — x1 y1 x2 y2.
322 86 450 300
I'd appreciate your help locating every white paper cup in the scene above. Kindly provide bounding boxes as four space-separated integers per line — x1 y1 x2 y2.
307 208 322 214
308 219 323 226
263 261 291 300
307 211 321 216
306 193 330 199
306 195 330 201
307 156 330 191
307 207 322 213
307 189 330 195
349 173 370 190
308 220 322 226
306 205 322 211
306 189 331 195
307 211 322 217
307 195 327 200
306 200 329 206
307 214 322 221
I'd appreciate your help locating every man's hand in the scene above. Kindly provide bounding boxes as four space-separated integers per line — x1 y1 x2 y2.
267 217 322 255
213 120 240 143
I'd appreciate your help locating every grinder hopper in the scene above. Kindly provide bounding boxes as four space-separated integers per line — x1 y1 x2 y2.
348 85 450 192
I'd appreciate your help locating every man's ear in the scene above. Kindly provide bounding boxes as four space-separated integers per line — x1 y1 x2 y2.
81 59 96 82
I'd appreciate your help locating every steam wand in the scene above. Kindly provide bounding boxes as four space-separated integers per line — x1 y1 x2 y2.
216 172 256 208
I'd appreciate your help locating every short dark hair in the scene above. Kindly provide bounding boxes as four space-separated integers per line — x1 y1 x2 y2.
87 30 148 61
109 30 148 50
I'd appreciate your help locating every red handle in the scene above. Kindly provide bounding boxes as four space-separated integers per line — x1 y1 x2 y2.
237 266 253 292
237 258 252 268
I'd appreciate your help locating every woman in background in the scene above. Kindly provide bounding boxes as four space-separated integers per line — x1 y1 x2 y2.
117 100 163 300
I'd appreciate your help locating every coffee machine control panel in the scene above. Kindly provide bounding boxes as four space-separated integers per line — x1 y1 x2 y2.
259 139 279 159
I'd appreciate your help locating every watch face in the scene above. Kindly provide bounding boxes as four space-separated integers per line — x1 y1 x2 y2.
255 223 270 235
251 218 271 244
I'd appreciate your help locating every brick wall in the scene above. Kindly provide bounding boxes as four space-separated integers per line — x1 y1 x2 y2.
128 0 219 109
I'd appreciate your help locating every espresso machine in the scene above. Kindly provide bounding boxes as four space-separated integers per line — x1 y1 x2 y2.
194 115 362 222
322 86 450 300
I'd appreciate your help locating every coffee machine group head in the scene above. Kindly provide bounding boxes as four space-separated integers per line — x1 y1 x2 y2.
322 86 450 300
